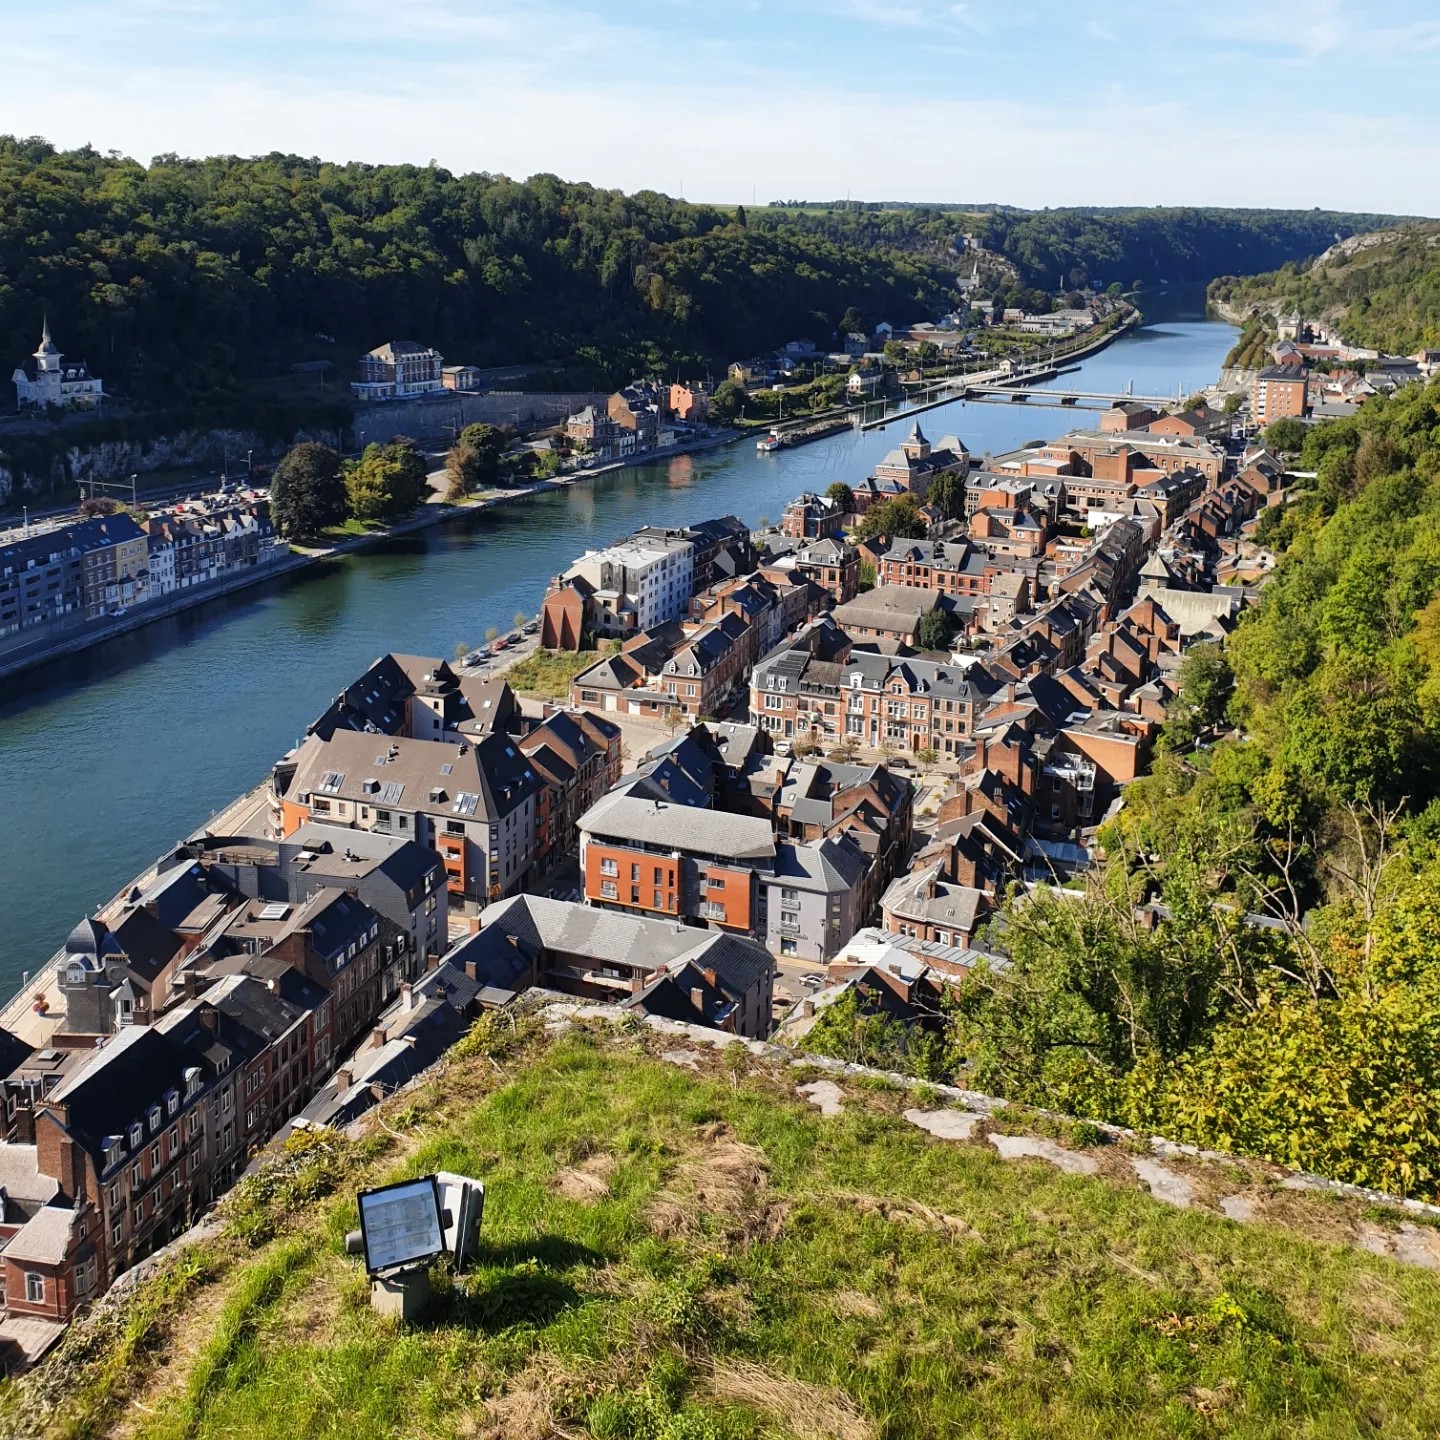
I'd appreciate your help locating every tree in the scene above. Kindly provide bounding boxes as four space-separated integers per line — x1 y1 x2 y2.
344 439 429 521
839 305 865 336
915 609 953 652
710 379 747 421
854 496 925 541
926 471 964 521
825 481 855 514
1106 281 1124 299
446 423 506 496
858 559 876 592
1160 642 1234 749
1223 392 1243 414
270 441 346 537
1263 417 1308 454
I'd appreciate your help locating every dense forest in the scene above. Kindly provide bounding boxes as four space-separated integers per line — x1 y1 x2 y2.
759 202 1412 295
0 138 958 406
1210 222 1440 354
0 135 1415 412
812 377 1440 1200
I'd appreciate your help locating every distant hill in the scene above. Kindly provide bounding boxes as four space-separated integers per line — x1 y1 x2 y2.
755 203 1418 310
1210 222 1440 354
7 1010 1440 1438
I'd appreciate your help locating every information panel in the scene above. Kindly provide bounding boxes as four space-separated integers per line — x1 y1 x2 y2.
357 1177 445 1274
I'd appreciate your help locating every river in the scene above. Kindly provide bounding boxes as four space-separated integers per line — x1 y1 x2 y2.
0 294 1234 987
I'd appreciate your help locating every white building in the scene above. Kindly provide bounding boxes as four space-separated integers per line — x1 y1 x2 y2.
12 319 103 411
351 341 444 401
565 534 695 636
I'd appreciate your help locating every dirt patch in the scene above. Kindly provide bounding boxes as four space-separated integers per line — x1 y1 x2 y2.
829 1288 884 1319
646 1123 788 1245
462 1379 561 1440
832 1190 975 1240
549 1153 617 1204
708 1359 875 1440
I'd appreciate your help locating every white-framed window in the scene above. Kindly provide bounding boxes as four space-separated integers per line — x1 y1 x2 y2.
24 1273 44 1304
600 880 618 900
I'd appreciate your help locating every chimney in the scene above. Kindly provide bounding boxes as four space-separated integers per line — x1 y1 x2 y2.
801 998 814 1018
775 767 786 787
690 986 706 1013
464 959 479 981
335 1066 352 1089
629 974 644 994
401 982 415 1012
369 1026 386 1051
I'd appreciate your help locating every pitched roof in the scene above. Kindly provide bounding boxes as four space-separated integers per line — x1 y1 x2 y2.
578 792 775 862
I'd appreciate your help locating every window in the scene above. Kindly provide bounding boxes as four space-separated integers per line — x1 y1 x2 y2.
781 911 800 929
166 1092 179 1117
703 901 726 921
169 1126 180 1158
630 863 640 881
780 887 799 903
131 1162 142 1187
25 1272 44 1304
707 876 725 890
111 1220 123 1249
599 858 618 877
150 1143 161 1168
600 880 618 900
653 890 665 909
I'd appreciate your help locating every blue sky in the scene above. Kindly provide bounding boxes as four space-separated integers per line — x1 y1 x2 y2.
4 0 1438 211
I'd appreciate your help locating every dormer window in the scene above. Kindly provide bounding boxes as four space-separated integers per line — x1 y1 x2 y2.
128 1122 143 1148
147 1105 162 1132
166 1090 180 1117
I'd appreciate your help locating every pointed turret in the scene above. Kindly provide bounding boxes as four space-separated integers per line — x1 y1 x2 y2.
34 316 61 373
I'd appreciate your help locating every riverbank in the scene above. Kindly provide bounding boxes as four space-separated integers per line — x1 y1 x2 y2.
0 429 743 688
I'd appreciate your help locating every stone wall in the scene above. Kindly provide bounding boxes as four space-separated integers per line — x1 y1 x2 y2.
352 391 606 448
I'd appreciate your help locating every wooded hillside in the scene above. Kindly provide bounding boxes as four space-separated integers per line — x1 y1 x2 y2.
1210 223 1440 354
0 139 958 405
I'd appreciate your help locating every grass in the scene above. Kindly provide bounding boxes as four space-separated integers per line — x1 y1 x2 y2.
321 517 390 540
504 647 609 700
8 1019 1440 1439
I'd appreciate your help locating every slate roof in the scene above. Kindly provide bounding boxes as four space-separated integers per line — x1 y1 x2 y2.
288 727 539 822
767 836 870 893
47 1026 203 1163
579 793 775 861
2 1206 80 1265
881 864 989 934
479 896 773 997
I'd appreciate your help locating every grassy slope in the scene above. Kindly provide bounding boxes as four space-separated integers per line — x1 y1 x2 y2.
9 1017 1440 1440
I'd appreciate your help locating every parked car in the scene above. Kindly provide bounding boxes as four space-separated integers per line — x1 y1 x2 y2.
799 973 826 989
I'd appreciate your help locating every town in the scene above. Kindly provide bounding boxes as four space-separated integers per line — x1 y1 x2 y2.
0 353 1294 1366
